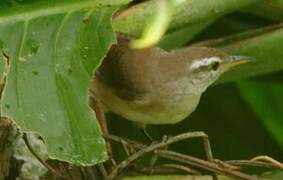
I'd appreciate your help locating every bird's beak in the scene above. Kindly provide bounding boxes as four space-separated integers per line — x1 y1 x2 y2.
224 55 255 68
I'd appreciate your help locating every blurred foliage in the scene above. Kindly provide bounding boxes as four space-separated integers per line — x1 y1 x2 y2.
238 73 283 150
244 0 283 21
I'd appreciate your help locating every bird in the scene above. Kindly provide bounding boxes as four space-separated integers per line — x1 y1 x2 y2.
90 35 251 127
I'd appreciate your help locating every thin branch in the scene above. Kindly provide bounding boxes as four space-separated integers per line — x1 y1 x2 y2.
0 52 11 107
159 164 201 175
23 133 64 178
98 163 108 180
93 100 113 157
104 133 146 150
155 150 257 180
136 163 201 175
92 99 117 173
251 156 283 170
213 159 240 170
227 160 281 170
107 132 220 180
105 133 283 180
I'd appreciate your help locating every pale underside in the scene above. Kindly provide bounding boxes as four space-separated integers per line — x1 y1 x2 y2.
92 76 201 124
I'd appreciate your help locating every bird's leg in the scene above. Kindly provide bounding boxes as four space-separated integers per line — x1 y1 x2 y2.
135 122 154 143
136 123 162 171
140 128 154 143
137 125 160 174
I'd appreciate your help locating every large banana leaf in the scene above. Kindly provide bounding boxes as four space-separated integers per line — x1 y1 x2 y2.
0 0 129 165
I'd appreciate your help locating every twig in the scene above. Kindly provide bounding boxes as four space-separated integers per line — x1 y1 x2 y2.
155 150 257 180
92 99 117 173
0 117 12 152
136 163 201 175
0 52 11 106
62 163 75 180
98 163 108 180
213 159 240 170
93 100 112 156
107 132 217 180
104 133 145 150
22 133 64 178
227 160 281 170
93 100 109 137
159 164 201 175
251 156 283 170
105 133 283 179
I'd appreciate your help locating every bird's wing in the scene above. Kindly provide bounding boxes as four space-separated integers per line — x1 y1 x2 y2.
95 37 164 103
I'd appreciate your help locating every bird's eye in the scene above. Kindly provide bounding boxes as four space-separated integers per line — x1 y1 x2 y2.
211 61 220 71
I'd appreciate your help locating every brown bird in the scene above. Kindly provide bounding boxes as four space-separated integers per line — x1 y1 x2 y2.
90 35 251 127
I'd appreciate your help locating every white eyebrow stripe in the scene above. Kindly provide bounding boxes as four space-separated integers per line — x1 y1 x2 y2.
190 57 221 69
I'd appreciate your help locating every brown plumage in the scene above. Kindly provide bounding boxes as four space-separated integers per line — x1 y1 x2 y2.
90 35 249 125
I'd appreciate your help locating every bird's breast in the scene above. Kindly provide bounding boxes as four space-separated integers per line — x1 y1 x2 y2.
91 76 201 125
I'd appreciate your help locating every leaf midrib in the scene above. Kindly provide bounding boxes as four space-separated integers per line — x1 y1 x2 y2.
53 11 84 160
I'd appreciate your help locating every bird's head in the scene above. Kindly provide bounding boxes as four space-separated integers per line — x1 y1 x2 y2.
181 47 253 94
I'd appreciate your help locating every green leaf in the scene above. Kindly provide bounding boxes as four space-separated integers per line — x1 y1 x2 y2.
237 76 283 150
245 0 283 21
113 0 259 36
159 20 214 50
0 0 129 165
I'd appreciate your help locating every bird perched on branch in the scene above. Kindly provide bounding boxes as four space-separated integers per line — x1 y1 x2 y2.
90 35 251 127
